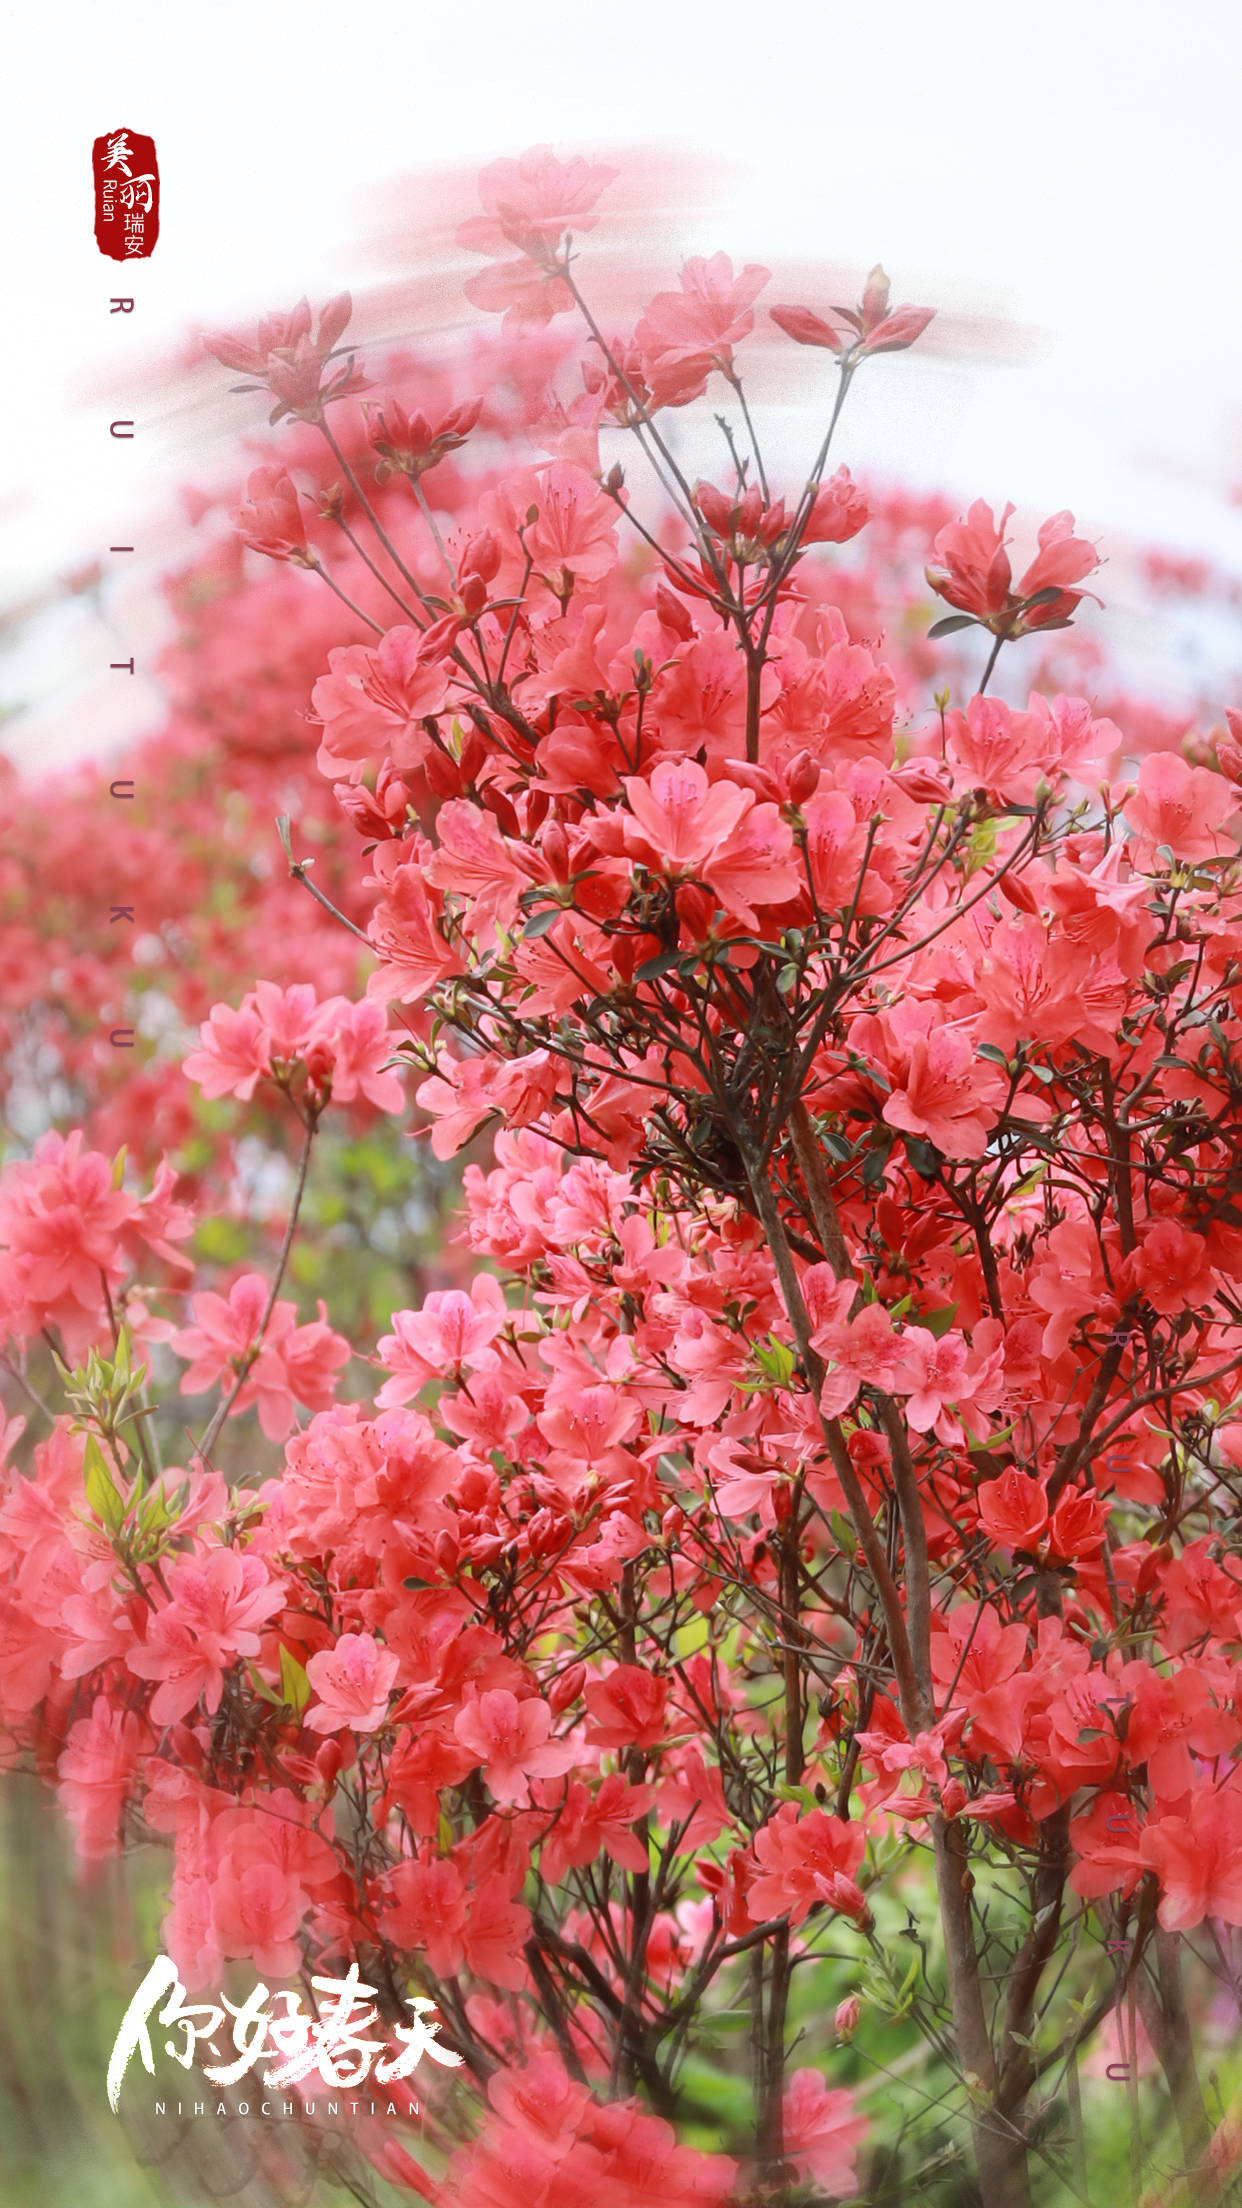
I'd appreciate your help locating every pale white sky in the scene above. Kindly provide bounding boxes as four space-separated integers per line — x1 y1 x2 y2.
2 0 1240 766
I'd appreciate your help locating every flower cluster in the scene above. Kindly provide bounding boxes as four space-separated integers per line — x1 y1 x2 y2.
4 143 1242 2208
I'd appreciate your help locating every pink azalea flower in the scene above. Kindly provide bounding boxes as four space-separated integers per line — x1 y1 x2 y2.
459 148 617 260
312 625 451 780
169 1273 348 1440
1140 1775 1242 1931
782 2070 869 2198
1125 750 1236 865
879 1008 1007 1160
182 999 270 1100
584 1664 669 1751
305 1631 399 1734
56 1696 146 1860
126 1548 284 1725
365 843 462 1004
211 1856 306 1979
925 500 1100 634
229 466 314 565
309 996 404 1112
636 254 770 407
415 1050 508 1160
376 1274 509 1405
748 1804 869 1927
452 1689 577 1807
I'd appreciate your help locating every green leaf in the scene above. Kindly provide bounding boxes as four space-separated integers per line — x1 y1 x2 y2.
828 1509 859 1558
966 818 998 875
522 904 566 940
246 1661 283 1707
635 950 682 982
136 1485 172 1535
860 1141 892 1189
278 1644 312 1717
928 614 979 639
969 1421 1016 1453
82 1436 127 1534
754 1335 796 1387
904 1135 943 1181
921 1301 960 1340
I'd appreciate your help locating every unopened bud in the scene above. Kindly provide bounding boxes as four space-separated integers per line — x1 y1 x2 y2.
461 529 500 583
424 745 462 799
695 481 734 537
655 583 695 640
458 726 490 786
316 1739 346 1789
940 1777 968 1820
548 1661 586 1715
786 750 820 806
542 821 570 879
675 882 717 943
526 1507 562 1556
467 1534 507 1569
834 1996 862 2039
1217 737 1242 787
169 1723 203 1771
892 760 954 804
997 871 1040 915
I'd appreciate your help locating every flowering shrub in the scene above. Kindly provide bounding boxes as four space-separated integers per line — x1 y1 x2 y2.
5 145 1242 2207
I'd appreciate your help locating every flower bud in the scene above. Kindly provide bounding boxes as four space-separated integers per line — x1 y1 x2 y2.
785 750 821 806
424 745 462 799
542 821 570 880
834 1996 862 2039
675 883 717 944
333 774 408 840
891 760 953 804
655 583 695 641
316 1739 346 1789
527 1507 564 1555
461 528 501 583
169 1723 204 1772
1216 736 1242 787
998 870 1040 915
459 726 490 786
940 1777 968 1820
548 1661 586 1715
695 481 735 537
466 1533 507 1569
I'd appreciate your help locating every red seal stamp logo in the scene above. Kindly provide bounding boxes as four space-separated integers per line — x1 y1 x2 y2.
93 129 160 260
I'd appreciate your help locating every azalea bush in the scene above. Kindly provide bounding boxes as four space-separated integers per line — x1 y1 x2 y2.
4 145 1242 2208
